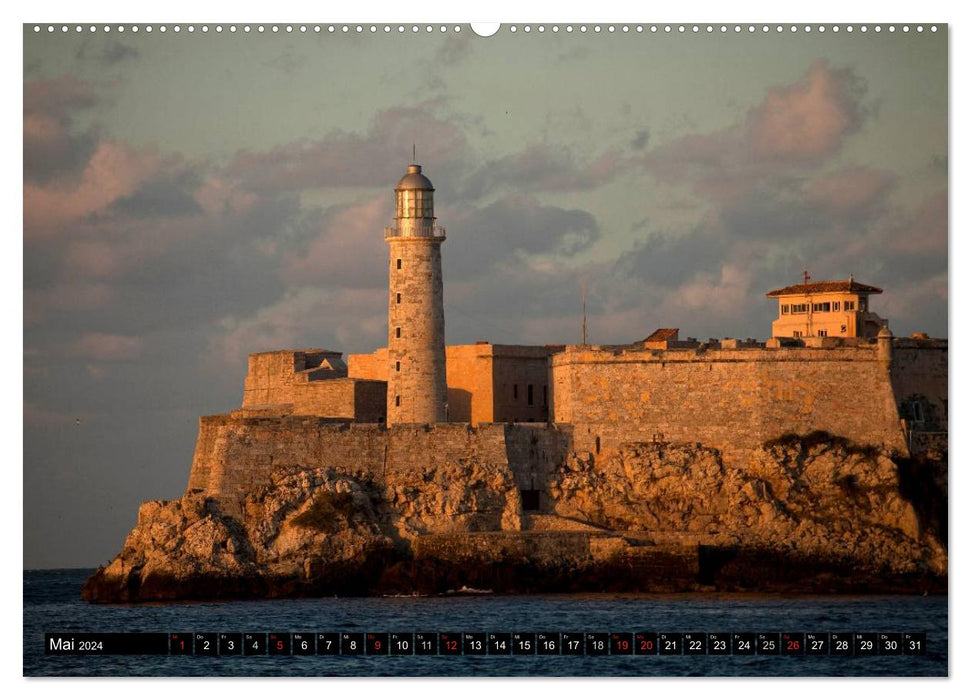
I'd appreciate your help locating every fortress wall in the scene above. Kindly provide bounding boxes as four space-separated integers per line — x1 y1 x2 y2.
187 417 564 515
242 351 300 407
384 423 508 477
347 348 389 382
552 345 907 467
192 418 387 514
350 344 553 424
890 340 948 432
353 381 388 423
491 346 554 423
445 345 494 423
242 348 383 421
501 424 570 491
186 416 222 492
285 379 365 419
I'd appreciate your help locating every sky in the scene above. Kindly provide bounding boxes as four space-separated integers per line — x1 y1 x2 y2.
22 21 948 568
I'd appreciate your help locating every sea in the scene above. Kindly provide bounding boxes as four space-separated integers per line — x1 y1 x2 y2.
23 569 947 677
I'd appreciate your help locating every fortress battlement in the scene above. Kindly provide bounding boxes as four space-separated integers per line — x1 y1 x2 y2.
554 342 885 363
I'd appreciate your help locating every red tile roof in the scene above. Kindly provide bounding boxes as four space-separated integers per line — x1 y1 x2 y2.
765 280 883 297
641 328 679 342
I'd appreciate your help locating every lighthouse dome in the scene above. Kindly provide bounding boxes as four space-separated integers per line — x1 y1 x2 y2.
395 164 435 191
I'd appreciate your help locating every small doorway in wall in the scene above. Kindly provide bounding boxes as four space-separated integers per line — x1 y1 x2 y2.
520 489 541 511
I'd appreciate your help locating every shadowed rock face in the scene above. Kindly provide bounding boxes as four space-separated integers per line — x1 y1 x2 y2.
549 437 946 582
83 435 947 603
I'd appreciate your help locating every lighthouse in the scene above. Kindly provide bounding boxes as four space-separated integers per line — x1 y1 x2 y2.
384 164 448 425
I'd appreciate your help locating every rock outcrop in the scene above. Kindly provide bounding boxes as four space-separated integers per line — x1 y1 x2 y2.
548 435 946 589
84 433 947 602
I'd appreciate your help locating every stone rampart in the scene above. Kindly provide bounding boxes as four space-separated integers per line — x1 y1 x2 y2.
187 418 563 516
242 350 385 421
551 344 908 467
890 338 948 433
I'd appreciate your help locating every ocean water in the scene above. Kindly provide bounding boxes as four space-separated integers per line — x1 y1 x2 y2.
24 569 947 677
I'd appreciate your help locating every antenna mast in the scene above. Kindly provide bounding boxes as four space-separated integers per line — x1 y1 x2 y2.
581 282 587 345
413 143 416 162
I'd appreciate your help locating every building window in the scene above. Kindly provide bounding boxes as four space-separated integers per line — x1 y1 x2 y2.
395 395 400 407
395 327 401 338
595 436 601 454
833 301 840 311
793 330 802 338
812 302 831 312
818 329 827 337
395 361 400 372
396 292 401 304
845 300 855 310
527 384 534 406
781 304 790 314
791 304 808 314
906 401 925 423
840 325 847 333
513 384 518 400
396 258 402 270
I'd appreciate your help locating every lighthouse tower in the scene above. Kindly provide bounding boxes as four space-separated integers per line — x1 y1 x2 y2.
385 164 447 425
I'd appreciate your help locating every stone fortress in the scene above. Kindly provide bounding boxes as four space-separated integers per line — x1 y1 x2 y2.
85 163 949 602
206 163 946 506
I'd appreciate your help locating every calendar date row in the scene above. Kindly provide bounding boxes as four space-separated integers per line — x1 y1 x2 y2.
46 632 926 656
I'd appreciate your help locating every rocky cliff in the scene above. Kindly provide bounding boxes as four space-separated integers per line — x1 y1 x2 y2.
83 432 946 602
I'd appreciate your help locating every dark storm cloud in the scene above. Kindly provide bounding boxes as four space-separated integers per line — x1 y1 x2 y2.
614 224 729 289
23 75 100 184
110 171 205 218
442 195 599 280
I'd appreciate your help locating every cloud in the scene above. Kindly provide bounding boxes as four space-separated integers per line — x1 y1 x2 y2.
746 60 866 163
630 130 650 150
72 332 145 361
23 75 99 184
264 51 307 75
76 39 139 65
215 286 387 361
433 34 473 66
283 195 388 289
109 171 205 219
24 282 114 325
804 166 896 215
225 104 470 194
441 195 600 280
594 58 944 342
461 143 626 196
641 60 869 206
24 141 163 238
881 190 947 256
